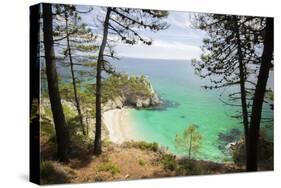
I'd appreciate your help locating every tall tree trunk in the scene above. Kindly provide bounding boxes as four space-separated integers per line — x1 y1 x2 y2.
93 8 112 155
247 18 274 171
233 16 249 165
188 132 193 160
65 13 86 135
43 3 70 162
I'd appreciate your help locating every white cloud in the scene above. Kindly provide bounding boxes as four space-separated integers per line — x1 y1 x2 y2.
77 7 205 60
167 12 191 29
116 39 201 60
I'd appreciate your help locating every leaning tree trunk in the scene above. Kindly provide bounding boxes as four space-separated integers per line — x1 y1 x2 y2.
65 13 86 135
247 17 273 171
233 16 249 165
93 8 112 155
43 3 70 162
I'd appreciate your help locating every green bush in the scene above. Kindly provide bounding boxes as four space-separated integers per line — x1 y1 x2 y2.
96 162 120 176
102 74 153 102
40 161 55 178
102 139 113 147
41 119 54 135
67 115 84 135
125 141 159 152
160 154 177 171
176 159 203 175
40 117 56 144
138 159 145 166
62 104 77 121
137 141 159 152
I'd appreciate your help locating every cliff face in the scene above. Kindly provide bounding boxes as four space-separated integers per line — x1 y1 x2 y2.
125 84 162 108
102 81 162 111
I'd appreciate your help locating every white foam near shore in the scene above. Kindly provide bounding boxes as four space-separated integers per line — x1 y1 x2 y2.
102 108 138 144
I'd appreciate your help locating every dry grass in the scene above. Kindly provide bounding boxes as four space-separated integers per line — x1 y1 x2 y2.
40 142 244 185
72 146 169 183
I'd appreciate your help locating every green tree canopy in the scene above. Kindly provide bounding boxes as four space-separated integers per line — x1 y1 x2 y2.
175 124 202 160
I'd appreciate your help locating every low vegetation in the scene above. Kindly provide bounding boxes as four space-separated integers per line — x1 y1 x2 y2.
123 141 159 152
40 161 55 179
160 154 177 171
231 137 273 170
102 74 154 102
96 162 121 176
39 101 248 185
40 137 243 184
138 159 145 166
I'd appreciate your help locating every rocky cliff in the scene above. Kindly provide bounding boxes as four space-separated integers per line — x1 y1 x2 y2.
102 78 162 111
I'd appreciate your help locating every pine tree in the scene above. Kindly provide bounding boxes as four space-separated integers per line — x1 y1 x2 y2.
192 14 272 170
247 18 274 171
93 7 169 155
53 5 96 136
175 124 202 160
42 3 70 162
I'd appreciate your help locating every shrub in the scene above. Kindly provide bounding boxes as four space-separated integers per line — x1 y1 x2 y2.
139 159 145 166
40 161 55 178
40 119 56 143
62 103 77 120
123 141 159 152
176 159 203 175
96 162 120 176
102 139 113 147
136 141 159 152
160 154 177 171
40 161 70 184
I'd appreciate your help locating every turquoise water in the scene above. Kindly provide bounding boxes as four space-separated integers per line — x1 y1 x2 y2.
42 55 273 162
112 57 273 162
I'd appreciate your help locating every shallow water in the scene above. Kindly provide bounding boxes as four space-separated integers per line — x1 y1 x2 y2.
112 57 273 162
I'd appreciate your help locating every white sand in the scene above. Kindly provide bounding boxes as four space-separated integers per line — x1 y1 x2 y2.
102 108 138 144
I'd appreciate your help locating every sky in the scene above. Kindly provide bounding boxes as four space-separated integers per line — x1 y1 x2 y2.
77 5 207 60
115 11 207 60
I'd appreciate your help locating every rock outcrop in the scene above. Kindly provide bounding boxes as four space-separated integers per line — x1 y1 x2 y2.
102 81 162 111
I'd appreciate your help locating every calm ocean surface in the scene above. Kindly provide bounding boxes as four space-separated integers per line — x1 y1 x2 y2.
112 57 273 162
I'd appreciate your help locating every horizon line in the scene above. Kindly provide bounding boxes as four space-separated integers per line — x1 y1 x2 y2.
116 55 195 61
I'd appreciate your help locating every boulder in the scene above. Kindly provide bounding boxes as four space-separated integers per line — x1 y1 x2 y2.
150 94 162 106
136 99 143 108
141 98 151 107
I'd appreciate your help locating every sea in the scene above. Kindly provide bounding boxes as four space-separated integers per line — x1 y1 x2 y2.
111 57 274 162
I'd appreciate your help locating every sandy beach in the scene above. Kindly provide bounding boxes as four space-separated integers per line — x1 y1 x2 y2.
102 108 138 144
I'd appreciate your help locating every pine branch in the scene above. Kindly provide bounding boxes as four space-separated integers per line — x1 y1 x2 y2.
110 18 151 44
112 8 155 29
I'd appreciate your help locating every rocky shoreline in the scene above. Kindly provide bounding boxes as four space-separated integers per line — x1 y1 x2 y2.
102 80 162 111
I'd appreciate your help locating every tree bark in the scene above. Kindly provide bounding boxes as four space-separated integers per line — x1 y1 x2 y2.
247 18 273 171
43 3 70 162
93 8 112 155
65 12 86 135
188 132 193 160
233 16 249 165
